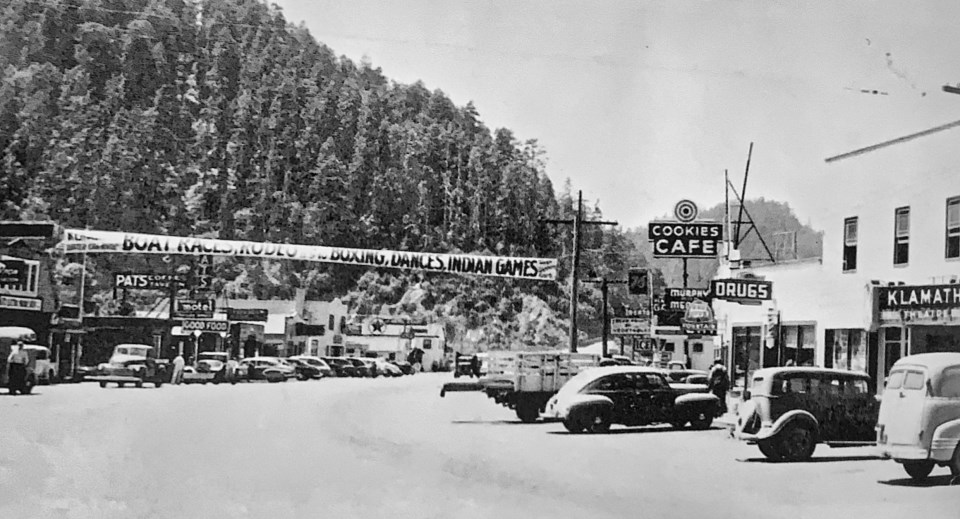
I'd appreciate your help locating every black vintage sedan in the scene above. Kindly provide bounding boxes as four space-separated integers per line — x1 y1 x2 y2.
322 357 358 378
543 366 720 433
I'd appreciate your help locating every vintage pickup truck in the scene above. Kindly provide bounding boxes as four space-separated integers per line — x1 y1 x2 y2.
441 351 601 422
88 344 166 388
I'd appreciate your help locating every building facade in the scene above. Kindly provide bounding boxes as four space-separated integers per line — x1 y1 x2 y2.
713 126 959 390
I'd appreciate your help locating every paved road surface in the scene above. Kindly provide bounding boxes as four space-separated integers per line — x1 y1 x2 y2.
1 374 956 519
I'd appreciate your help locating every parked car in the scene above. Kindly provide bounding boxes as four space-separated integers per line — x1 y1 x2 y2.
181 365 215 384
543 366 719 433
22 345 58 385
345 357 375 377
88 344 166 388
289 356 334 378
196 351 243 384
876 352 960 482
74 365 101 382
285 357 324 380
390 360 415 375
454 353 480 378
370 357 403 377
599 355 637 367
322 357 357 377
734 367 879 462
662 369 708 384
239 357 294 382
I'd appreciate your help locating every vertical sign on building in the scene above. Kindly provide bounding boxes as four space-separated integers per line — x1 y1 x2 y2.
196 254 213 291
628 268 649 295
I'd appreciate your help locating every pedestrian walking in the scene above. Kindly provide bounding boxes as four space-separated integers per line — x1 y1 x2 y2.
172 353 185 385
7 341 30 395
707 359 729 415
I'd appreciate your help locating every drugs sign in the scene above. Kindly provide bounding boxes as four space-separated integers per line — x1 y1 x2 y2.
647 222 723 258
711 278 772 302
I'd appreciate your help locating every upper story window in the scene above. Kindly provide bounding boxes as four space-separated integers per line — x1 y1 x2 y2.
947 197 959 259
843 217 858 272
894 207 910 266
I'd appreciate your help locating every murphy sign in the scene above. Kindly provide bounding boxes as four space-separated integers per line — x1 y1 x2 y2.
647 222 723 258
711 278 772 302
59 229 557 281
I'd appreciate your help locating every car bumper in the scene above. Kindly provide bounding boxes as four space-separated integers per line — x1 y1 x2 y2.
87 375 143 383
877 444 930 461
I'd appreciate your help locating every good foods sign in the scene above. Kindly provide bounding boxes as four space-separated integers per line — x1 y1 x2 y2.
59 229 558 281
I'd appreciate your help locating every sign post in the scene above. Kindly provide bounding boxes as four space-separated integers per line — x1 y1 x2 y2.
648 201 722 368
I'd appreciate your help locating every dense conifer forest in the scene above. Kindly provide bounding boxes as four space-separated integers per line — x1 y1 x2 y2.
0 0 820 349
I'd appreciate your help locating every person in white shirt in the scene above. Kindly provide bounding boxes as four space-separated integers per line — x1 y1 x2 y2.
7 341 30 395
172 353 185 384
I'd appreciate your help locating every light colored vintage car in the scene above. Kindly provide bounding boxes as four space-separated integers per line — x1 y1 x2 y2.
194 351 244 384
876 352 960 482
88 344 165 388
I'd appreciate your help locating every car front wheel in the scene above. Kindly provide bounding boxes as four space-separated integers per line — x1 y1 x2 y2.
562 417 584 433
690 410 713 430
902 460 935 482
584 408 611 434
777 423 817 461
758 439 782 461
515 402 540 423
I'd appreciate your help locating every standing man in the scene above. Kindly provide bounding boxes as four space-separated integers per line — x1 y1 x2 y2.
7 340 30 395
707 359 730 415
172 352 185 385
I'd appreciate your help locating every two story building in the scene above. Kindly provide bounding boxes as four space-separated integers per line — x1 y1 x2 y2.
713 124 959 390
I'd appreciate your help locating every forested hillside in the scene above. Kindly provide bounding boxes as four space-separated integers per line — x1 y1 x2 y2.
0 0 820 350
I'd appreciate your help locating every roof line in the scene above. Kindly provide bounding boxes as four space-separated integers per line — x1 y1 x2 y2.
825 118 960 163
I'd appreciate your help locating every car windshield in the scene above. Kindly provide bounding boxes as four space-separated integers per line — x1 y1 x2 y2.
199 353 226 361
885 370 905 390
902 370 926 390
117 346 151 357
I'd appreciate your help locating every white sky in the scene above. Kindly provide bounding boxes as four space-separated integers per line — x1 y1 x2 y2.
271 0 960 231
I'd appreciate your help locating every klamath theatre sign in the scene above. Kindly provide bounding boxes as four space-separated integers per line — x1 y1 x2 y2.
878 283 960 326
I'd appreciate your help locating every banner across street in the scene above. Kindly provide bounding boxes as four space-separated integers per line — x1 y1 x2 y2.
58 229 559 281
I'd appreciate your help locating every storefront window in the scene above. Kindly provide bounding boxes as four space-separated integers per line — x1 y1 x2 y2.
782 325 816 366
910 326 960 354
825 329 866 372
734 326 761 376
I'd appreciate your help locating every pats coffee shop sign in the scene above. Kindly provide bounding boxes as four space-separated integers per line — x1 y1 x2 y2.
878 284 960 325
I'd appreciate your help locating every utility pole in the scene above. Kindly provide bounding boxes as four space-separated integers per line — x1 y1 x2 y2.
544 190 617 353
584 276 628 357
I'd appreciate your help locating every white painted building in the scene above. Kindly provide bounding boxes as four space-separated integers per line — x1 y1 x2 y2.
712 125 960 391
